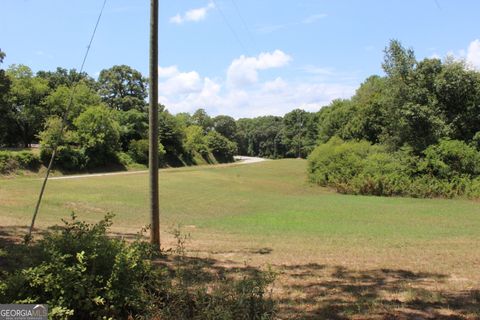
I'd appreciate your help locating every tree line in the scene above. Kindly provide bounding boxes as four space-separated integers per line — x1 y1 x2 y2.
3 38 480 198
308 40 480 198
0 48 320 172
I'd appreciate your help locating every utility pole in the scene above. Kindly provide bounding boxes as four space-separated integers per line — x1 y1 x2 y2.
149 0 160 249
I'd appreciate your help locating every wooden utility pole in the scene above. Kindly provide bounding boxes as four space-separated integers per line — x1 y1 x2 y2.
149 0 160 249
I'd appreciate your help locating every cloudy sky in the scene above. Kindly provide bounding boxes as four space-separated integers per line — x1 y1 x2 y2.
2 0 480 118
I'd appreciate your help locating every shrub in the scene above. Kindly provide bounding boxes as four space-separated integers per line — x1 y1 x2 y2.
206 131 238 162
307 137 377 186
14 151 40 170
74 105 121 168
308 138 480 198
128 139 166 166
184 125 209 156
1 213 159 319
0 215 276 319
0 150 40 174
0 151 18 174
420 139 480 179
115 151 134 167
40 146 86 172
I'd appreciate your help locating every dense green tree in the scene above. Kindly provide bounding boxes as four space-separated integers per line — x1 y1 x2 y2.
98 65 147 111
435 61 480 141
0 49 12 146
158 110 184 155
282 109 318 158
184 125 209 155
382 39 416 82
43 82 101 123
116 109 148 150
5 65 50 147
317 99 358 143
236 116 284 158
74 105 121 167
213 115 237 141
38 116 69 149
206 131 237 162
37 67 96 90
175 112 194 128
128 139 165 166
348 75 388 143
191 108 213 133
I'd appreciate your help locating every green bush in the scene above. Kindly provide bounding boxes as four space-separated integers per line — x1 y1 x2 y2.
184 125 209 156
1 213 158 319
307 137 377 186
0 215 276 319
40 146 86 172
14 151 40 170
0 151 18 174
420 139 480 179
0 150 40 174
74 105 121 168
128 139 165 166
206 131 238 162
308 138 480 198
115 151 134 167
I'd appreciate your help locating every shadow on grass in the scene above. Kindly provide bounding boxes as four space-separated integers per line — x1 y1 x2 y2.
1 225 479 319
277 264 480 320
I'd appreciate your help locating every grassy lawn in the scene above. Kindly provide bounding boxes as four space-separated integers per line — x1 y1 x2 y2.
1 159 479 318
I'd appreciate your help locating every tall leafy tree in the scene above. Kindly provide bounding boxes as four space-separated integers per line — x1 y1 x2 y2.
37 67 96 90
43 82 101 123
213 115 237 141
191 108 213 133
98 65 147 111
117 109 148 151
380 40 449 152
0 49 12 146
6 65 50 147
74 105 121 167
435 60 480 141
282 109 318 158
236 116 284 158
158 109 184 155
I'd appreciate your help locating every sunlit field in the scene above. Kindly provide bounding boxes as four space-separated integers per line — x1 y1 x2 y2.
1 159 479 318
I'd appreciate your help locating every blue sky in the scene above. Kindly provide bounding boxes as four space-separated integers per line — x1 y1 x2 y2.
2 0 480 118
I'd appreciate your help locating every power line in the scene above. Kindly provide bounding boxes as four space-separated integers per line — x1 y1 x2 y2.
230 0 258 51
211 0 250 55
27 0 108 241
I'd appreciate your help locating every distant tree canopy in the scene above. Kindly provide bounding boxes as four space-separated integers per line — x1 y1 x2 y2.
2 39 480 180
98 65 147 112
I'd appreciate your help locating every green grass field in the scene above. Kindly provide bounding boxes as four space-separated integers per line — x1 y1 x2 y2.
1 159 479 318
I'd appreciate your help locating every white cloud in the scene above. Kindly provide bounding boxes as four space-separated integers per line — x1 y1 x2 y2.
159 66 202 96
158 65 179 78
442 40 480 70
157 53 357 118
263 77 287 92
227 50 292 87
466 39 480 69
170 2 214 24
